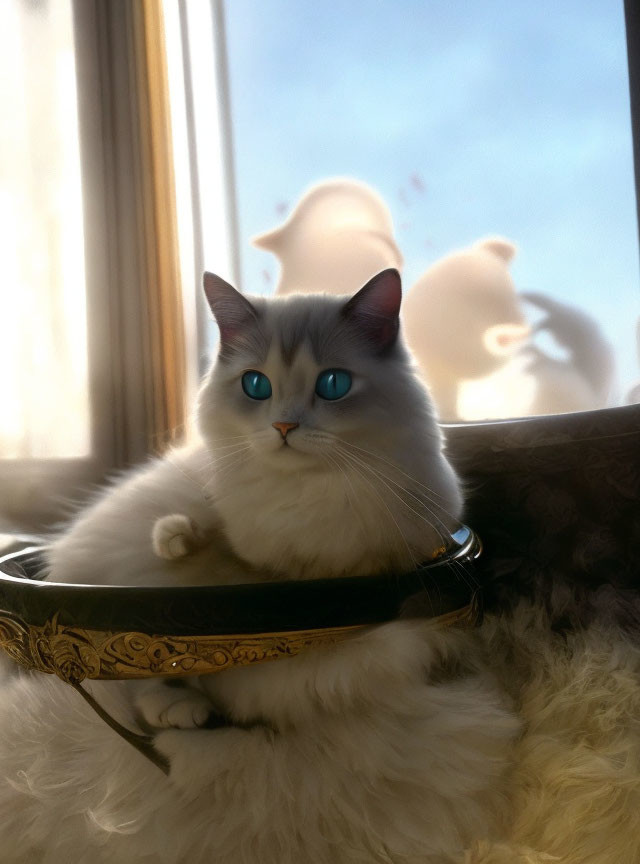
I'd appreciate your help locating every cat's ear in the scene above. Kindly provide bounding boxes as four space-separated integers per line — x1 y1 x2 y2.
203 272 258 347
342 269 402 351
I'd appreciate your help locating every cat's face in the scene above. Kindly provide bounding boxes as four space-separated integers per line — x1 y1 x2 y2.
197 270 444 475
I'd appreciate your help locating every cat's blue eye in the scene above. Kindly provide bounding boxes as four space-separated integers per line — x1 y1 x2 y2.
242 370 272 400
315 369 352 401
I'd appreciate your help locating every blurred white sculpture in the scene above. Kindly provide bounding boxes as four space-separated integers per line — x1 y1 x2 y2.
253 178 403 295
457 293 615 420
253 185 616 420
403 237 530 420
516 292 615 414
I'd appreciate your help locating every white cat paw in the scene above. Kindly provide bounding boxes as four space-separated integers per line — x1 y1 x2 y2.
136 685 213 730
152 513 203 560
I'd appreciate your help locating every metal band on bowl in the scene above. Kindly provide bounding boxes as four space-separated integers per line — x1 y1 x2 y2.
0 525 481 684
0 526 482 774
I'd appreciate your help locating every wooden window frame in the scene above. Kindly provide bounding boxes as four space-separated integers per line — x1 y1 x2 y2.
0 0 187 531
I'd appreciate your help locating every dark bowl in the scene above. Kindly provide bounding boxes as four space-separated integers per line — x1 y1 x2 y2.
0 526 481 684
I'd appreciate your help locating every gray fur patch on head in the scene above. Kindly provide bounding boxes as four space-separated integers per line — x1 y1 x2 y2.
257 289 402 370
262 295 350 367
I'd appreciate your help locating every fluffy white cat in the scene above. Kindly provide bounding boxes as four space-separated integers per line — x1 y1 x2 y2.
0 270 519 863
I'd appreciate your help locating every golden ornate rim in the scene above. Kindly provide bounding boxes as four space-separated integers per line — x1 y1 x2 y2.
0 598 479 684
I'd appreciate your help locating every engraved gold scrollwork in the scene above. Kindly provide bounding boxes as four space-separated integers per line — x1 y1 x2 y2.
0 612 103 684
0 598 478 684
0 612 367 682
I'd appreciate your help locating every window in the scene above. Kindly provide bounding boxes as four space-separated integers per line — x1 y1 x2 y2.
4 1 640 530
0 0 89 461
217 0 639 421
0 0 188 531
163 0 239 400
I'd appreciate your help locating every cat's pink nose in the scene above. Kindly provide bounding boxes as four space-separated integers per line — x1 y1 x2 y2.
272 421 299 439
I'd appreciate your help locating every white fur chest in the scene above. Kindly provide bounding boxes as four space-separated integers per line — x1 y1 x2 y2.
213 462 403 578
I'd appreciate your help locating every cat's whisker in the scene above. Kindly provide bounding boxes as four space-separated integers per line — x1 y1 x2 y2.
154 455 212 501
166 442 251 475
201 440 252 453
354 457 480 588
210 448 252 469
320 451 369 541
330 453 433 611
199 455 251 485
335 449 461 608
335 447 450 548
448 557 480 592
342 453 445 545
199 449 252 471
201 439 253 457
199 432 254 443
333 437 455 506
334 443 461 529
342 455 453 534
208 449 253 473
163 446 251 499
201 445 253 468
212 457 253 483
201 448 253 489
336 447 472 602
334 450 418 570
436 545 479 594
203 460 253 494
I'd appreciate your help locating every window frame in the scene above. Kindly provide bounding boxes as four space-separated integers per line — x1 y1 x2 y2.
624 0 640 257
0 0 185 531
0 1 120 531
165 0 241 393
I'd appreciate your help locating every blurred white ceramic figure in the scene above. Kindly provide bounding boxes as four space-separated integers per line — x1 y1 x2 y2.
458 293 614 421
457 293 616 420
516 292 615 414
253 178 403 295
403 237 530 420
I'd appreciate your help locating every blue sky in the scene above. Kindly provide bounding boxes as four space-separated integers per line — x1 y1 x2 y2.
224 0 639 397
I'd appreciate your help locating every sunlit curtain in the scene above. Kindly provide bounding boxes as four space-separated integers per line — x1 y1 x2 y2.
0 0 89 459
0 0 186 465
